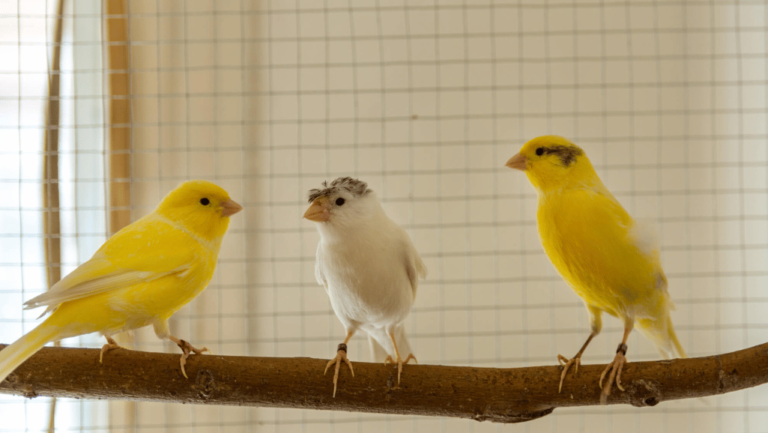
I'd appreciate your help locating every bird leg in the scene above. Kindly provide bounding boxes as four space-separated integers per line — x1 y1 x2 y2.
324 331 355 398
557 332 596 393
169 335 209 379
599 327 632 404
383 331 417 385
99 335 124 364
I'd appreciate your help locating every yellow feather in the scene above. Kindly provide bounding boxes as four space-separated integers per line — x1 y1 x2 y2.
0 180 240 383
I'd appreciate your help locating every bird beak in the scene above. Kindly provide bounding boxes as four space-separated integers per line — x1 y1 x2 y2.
221 199 243 217
505 152 527 171
304 197 331 222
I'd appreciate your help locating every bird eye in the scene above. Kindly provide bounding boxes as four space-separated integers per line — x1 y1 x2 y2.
536 147 544 156
335 198 345 206
200 198 210 205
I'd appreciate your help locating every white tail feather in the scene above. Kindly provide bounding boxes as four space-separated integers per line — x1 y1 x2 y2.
367 325 412 362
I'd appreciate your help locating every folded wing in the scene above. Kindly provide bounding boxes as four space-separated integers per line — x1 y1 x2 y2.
24 216 195 314
402 230 427 298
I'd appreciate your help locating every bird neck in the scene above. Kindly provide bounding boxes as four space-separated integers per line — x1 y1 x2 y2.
528 157 606 197
316 206 389 245
156 207 229 247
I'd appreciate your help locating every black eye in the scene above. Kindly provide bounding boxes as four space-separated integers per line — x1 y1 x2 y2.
200 198 210 205
335 198 345 206
536 148 544 156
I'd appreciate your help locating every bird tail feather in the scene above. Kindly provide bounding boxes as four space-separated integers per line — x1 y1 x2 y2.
367 325 412 363
637 315 686 359
667 315 687 359
368 334 389 363
0 321 61 384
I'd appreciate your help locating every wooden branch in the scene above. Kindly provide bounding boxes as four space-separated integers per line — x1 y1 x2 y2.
1 343 766 423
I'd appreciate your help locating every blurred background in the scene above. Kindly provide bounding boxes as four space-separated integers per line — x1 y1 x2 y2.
1 0 767 431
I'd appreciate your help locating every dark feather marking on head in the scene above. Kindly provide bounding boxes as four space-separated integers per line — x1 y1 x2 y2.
541 145 583 166
307 177 372 203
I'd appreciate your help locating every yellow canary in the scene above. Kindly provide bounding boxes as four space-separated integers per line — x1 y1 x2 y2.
0 180 242 382
506 136 686 404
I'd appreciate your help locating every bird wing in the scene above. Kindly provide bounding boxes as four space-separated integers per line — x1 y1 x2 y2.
627 218 669 295
23 216 195 311
402 229 427 299
314 243 329 292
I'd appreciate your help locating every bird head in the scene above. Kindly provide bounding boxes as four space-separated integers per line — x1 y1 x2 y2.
157 180 242 241
304 177 378 229
506 135 598 193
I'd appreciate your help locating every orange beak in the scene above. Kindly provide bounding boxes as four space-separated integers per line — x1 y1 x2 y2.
505 153 527 171
221 199 243 217
303 196 331 222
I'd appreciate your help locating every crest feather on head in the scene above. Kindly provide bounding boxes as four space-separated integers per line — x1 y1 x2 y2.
307 177 372 203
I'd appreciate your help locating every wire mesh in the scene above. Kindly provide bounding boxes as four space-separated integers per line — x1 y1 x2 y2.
1 0 767 432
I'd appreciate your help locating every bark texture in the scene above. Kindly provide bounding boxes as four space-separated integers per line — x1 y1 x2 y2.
1 343 766 423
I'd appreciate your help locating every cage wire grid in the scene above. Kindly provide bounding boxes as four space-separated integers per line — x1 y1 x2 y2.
0 0 768 432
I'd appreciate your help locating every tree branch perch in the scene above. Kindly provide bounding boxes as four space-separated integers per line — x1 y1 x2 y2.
1 343 766 423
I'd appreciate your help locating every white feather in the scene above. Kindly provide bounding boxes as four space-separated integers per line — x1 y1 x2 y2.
628 219 660 258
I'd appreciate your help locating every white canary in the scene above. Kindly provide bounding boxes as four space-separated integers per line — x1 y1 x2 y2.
304 177 427 397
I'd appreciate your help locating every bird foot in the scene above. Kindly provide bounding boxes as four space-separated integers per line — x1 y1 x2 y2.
174 339 210 379
384 353 417 384
599 343 628 404
99 336 124 364
324 343 354 398
557 354 582 393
